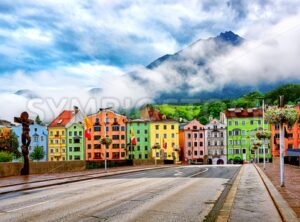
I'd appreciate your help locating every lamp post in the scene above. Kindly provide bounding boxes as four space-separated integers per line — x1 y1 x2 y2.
99 107 112 173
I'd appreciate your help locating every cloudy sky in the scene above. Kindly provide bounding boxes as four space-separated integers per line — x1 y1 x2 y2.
0 0 300 121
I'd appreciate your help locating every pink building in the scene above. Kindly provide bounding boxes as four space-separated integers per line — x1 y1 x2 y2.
179 119 205 163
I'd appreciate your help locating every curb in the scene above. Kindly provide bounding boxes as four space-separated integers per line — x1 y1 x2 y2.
203 165 243 222
0 165 177 195
214 165 244 222
254 164 298 222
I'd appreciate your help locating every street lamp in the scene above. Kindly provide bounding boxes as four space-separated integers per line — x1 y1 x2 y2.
99 107 113 173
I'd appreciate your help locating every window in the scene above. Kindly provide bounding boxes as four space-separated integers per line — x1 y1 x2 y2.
106 152 109 158
242 120 246 125
229 140 233 145
105 126 109 131
229 121 232 126
200 142 203 147
69 147 73 152
233 149 240 154
155 125 159 130
121 126 125 131
112 135 120 140
288 144 293 149
88 144 91 149
50 149 53 153
242 139 246 145
95 118 99 123
207 132 211 137
74 156 80 160
194 142 197 147
200 151 203 155
62 149 65 153
137 130 140 134
79 131 82 136
69 139 72 143
145 146 148 150
69 155 73 160
171 125 175 130
163 134 167 139
74 147 80 152
156 134 159 139
139 154 142 159
62 139 65 144
235 121 238 126
137 137 140 142
94 144 101 149
145 154 148 159
229 131 232 136
171 133 175 138
94 135 101 140
62 157 65 161
144 129 148 134
187 133 191 139
62 131 64 136
242 148 246 154
69 131 72 136
188 142 191 147
242 130 246 136
257 120 261 125
112 144 120 148
74 138 80 143
55 148 59 152
114 118 117 123
228 149 233 154
50 131 53 136
121 135 125 140
208 141 211 146
74 131 77 136
94 126 101 131
199 133 203 138
194 133 197 138
144 137 148 142
163 125 167 130
121 143 125 148
250 120 254 125
194 150 197 155
137 145 140 151
275 124 280 130
121 152 126 157
112 126 119 131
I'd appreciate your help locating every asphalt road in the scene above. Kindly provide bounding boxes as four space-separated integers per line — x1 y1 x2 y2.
0 165 240 222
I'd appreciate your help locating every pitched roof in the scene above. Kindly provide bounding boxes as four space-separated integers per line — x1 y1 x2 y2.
48 110 74 127
224 108 263 118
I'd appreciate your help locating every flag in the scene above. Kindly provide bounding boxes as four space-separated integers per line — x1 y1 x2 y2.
130 127 136 145
162 138 167 149
84 116 92 140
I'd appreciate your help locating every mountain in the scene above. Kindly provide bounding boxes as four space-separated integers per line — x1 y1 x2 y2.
14 89 39 99
130 31 299 102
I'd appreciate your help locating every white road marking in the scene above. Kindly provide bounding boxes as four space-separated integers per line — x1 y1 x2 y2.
174 170 183 176
7 200 50 213
189 168 209 177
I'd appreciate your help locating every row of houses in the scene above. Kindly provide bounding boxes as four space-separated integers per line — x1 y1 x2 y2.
3 103 300 164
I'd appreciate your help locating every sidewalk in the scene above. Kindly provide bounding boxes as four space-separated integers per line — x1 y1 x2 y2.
217 164 282 222
0 165 168 188
257 163 300 220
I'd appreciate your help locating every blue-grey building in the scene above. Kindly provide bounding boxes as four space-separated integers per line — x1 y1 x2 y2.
12 124 48 161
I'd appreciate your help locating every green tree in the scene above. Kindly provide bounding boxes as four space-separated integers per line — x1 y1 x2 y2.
30 146 45 161
0 151 14 162
199 116 209 125
35 115 43 125
0 130 20 158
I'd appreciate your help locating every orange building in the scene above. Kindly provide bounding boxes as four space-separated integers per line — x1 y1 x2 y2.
85 110 127 160
271 103 300 157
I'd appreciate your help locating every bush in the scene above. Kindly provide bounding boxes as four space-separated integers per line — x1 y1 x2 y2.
0 151 14 162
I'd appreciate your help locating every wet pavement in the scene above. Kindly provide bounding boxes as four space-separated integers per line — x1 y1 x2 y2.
0 165 240 222
229 164 282 222
258 163 300 220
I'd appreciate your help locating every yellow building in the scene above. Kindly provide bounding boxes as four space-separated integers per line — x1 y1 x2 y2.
48 110 74 161
150 120 180 162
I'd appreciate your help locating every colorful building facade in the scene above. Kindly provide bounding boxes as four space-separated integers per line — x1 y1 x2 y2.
270 103 300 157
150 120 180 162
66 123 85 160
126 119 151 159
205 119 226 165
179 119 205 163
85 110 127 160
48 110 74 161
12 124 48 161
222 108 271 163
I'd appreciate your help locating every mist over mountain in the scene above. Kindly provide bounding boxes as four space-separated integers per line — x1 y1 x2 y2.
129 31 300 103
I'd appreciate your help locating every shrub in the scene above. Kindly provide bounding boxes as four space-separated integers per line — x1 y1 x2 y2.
0 151 14 162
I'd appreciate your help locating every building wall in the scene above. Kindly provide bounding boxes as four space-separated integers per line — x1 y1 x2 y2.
180 119 205 162
12 124 48 161
270 105 300 157
85 111 127 160
226 117 271 162
66 123 85 160
205 119 226 165
150 121 179 161
48 127 67 161
126 121 151 159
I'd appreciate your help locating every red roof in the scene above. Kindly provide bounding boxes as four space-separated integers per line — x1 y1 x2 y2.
48 110 74 127
224 108 263 118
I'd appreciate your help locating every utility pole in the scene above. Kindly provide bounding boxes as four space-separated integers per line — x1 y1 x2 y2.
279 96 285 187
262 99 266 170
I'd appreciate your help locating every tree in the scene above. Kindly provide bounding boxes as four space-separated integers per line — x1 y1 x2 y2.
0 151 14 162
35 115 43 125
0 129 20 158
30 146 45 161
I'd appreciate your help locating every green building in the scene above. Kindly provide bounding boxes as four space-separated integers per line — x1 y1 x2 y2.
126 119 151 159
66 123 85 161
222 108 271 163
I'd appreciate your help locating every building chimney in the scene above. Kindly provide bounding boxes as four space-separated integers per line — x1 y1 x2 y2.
74 106 79 114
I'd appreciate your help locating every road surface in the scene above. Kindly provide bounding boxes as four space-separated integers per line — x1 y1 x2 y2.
0 165 240 222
